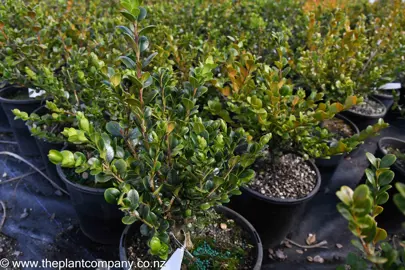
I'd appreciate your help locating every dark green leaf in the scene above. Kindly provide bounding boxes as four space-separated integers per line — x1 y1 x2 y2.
119 56 136 69
380 154 396 168
104 188 121 204
106 121 122 137
378 170 394 186
138 7 147 21
127 189 140 208
139 36 149 52
95 174 114 183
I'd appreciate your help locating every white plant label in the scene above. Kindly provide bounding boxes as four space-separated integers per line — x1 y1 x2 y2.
28 88 46 98
379 83 402 90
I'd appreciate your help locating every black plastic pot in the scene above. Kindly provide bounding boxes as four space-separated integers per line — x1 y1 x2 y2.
315 114 360 169
340 96 387 131
228 156 321 248
0 86 43 155
0 101 11 132
56 161 124 245
377 137 405 178
31 106 66 190
119 206 263 270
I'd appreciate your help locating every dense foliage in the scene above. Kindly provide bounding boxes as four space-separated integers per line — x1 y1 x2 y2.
0 0 404 264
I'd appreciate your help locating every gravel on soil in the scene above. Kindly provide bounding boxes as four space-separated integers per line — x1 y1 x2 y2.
349 98 385 116
321 118 354 140
249 153 317 199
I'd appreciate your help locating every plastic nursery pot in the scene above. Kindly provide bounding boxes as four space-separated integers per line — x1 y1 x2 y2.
119 206 263 270
0 86 43 156
56 160 124 245
340 96 387 131
32 106 66 190
377 137 405 179
315 114 360 169
228 156 321 248
0 85 11 132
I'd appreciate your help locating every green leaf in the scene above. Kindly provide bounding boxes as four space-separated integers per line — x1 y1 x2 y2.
366 152 378 168
139 36 149 52
353 184 369 202
193 122 205 133
394 193 405 214
374 228 387 243
110 74 121 88
104 188 121 204
48 150 63 165
376 192 389 205
138 7 147 21
119 56 136 69
200 203 210 210
74 152 86 167
150 237 162 252
60 151 75 167
378 170 394 186
396 182 405 197
365 168 375 186
337 203 352 220
182 98 194 111
240 153 255 168
239 169 255 184
122 216 137 225
142 52 158 68
127 189 139 209
113 159 127 176
140 224 149 236
380 154 396 168
367 255 388 264
116 25 134 39
95 174 114 183
106 121 122 137
336 186 354 206
213 176 224 186
139 25 156 35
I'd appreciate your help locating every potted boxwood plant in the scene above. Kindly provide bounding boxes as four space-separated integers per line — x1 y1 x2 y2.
337 152 405 269
206 48 387 246
48 0 270 266
0 0 64 155
294 7 403 130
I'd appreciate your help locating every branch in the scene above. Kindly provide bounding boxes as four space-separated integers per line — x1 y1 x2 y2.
0 152 68 195
0 201 6 232
285 238 328 249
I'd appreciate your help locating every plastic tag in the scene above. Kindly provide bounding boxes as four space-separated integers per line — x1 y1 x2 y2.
379 83 401 90
28 88 46 98
161 247 185 270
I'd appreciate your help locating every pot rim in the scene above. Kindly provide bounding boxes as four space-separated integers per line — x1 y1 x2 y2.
119 205 263 270
56 164 108 194
378 137 405 176
242 152 321 205
0 86 45 105
346 96 387 118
